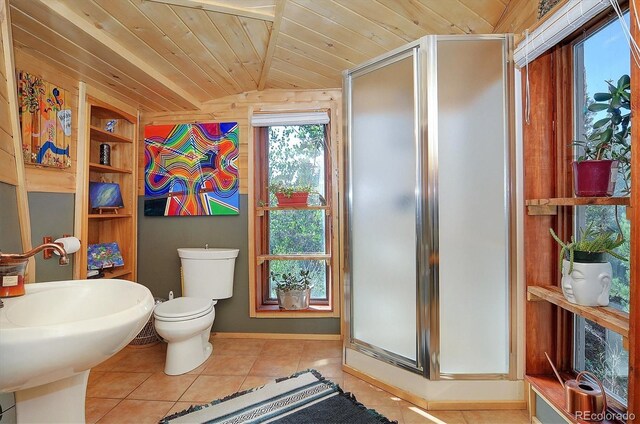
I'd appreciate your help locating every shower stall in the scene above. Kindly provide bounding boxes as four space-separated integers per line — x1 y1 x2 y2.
343 35 521 401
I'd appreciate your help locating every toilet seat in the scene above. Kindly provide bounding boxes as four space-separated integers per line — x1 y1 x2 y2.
154 297 214 322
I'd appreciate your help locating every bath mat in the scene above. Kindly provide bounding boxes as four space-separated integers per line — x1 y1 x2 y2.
159 369 396 423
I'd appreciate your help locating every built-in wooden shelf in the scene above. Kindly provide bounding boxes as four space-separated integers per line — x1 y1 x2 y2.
257 254 331 264
88 213 132 219
90 125 133 144
77 98 137 282
528 285 629 348
526 374 622 424
89 162 132 174
91 105 135 121
526 197 630 215
101 268 132 279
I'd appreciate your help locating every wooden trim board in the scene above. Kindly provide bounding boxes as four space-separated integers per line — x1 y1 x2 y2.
1 0 34 280
210 332 341 341
146 0 275 22
342 365 527 411
258 0 285 90
627 0 640 416
73 81 88 280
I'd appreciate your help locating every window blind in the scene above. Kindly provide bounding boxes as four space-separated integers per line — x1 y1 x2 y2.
250 111 329 127
514 0 610 68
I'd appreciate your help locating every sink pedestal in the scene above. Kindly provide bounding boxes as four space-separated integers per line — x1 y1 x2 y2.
0 279 155 422
15 371 89 423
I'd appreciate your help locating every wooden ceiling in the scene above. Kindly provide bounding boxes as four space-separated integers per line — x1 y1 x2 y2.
7 0 538 112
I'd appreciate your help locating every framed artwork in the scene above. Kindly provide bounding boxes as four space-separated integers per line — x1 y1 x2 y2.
144 122 239 216
87 242 124 270
18 71 72 168
89 182 124 210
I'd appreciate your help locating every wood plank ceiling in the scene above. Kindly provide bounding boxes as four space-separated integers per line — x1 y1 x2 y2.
8 0 537 112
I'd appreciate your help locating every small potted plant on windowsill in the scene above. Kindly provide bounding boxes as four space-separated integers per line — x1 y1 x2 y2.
268 182 313 206
271 270 312 310
573 74 631 197
550 224 627 307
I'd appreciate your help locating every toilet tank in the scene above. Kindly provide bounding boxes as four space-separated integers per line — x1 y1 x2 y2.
177 248 239 299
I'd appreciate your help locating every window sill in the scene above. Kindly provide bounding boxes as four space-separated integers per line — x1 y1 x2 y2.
526 374 626 424
252 304 339 318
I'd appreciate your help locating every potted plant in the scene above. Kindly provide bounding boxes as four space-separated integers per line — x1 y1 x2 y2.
573 74 631 197
550 224 627 306
268 182 313 206
271 270 312 310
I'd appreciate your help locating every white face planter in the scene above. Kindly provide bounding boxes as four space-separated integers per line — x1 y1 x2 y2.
561 259 612 307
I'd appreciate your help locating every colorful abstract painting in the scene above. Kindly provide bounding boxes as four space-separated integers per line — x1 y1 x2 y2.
18 71 71 168
87 242 124 270
144 122 239 216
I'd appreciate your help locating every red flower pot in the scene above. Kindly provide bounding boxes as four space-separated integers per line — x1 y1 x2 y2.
275 192 309 206
573 160 618 197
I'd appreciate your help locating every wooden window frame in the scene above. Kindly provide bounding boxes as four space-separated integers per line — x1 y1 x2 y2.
524 3 639 420
248 111 340 318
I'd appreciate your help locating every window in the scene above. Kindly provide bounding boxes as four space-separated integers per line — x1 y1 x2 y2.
250 113 338 315
573 13 631 404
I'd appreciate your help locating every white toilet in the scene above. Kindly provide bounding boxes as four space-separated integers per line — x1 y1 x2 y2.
154 247 239 375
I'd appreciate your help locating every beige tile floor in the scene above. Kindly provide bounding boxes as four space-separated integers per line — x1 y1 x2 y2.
86 337 529 423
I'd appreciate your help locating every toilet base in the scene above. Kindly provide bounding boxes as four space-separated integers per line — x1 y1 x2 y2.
164 328 213 375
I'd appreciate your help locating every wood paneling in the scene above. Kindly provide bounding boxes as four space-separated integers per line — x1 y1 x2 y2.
93 0 228 99
139 88 341 197
170 5 258 91
7 0 543 111
0 119 18 186
291 0 405 51
0 149 17 185
62 0 210 99
494 0 538 35
0 8 17 186
10 0 199 110
9 6 175 111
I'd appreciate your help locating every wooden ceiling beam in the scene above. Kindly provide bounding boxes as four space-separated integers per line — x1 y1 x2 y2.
258 0 285 90
146 0 275 22
28 0 202 110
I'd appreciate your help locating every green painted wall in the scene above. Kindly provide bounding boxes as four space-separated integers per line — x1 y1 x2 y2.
0 182 22 253
0 184 74 283
27 192 75 282
137 195 340 334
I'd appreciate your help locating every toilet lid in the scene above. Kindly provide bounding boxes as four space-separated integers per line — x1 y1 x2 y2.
154 297 214 320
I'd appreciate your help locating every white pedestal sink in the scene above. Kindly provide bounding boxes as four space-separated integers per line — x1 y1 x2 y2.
0 279 154 423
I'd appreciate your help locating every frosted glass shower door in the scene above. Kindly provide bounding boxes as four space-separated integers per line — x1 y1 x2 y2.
436 38 511 375
348 50 418 363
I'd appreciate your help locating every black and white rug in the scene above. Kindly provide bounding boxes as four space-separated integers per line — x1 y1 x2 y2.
159 369 396 423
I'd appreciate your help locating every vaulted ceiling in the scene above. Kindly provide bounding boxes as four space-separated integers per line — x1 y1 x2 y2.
8 0 540 112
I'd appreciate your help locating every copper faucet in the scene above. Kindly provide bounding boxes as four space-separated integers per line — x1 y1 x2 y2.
0 243 69 308
0 243 69 266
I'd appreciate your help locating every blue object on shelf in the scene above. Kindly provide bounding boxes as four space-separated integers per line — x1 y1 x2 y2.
87 242 124 270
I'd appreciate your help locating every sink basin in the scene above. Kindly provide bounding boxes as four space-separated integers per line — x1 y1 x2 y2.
0 279 154 422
